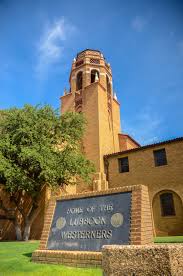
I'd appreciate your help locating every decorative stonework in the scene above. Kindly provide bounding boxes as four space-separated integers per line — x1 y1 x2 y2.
90 58 100 64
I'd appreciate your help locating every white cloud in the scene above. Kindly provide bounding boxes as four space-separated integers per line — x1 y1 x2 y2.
35 17 76 79
123 107 162 145
131 16 146 32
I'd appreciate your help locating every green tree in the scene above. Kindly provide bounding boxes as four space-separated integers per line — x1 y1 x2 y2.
0 105 94 240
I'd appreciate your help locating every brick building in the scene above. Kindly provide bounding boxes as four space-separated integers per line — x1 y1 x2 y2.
1 49 182 239
61 49 183 236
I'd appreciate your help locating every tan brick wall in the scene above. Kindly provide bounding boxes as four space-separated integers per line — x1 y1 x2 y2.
118 134 139 151
60 50 122 192
39 197 56 250
97 84 120 172
60 93 75 113
130 185 153 245
107 140 183 236
82 82 100 171
112 100 121 151
0 186 50 240
32 250 102 268
57 51 116 193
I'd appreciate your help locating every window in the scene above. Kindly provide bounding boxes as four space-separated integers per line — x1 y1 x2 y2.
118 157 129 173
153 148 167 167
75 59 84 67
91 70 99 83
76 71 83 90
160 193 175 216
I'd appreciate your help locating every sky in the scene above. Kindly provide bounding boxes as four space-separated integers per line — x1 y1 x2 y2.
0 0 183 145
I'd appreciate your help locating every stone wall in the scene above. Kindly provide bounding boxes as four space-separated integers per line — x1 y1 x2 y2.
102 244 183 276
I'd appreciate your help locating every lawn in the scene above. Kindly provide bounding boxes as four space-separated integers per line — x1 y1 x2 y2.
154 236 183 243
0 241 102 276
1 238 183 276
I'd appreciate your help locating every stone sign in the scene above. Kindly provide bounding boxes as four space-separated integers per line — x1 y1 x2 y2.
32 185 154 267
47 192 131 251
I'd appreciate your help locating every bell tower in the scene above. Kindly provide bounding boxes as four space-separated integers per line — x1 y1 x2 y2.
61 49 122 191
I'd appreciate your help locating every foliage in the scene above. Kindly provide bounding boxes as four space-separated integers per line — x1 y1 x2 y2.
0 105 94 191
0 241 102 275
0 105 95 240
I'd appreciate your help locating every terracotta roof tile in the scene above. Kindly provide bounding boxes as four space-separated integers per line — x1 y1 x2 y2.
104 136 183 158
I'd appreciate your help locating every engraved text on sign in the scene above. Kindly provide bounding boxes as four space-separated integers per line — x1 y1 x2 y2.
47 192 131 251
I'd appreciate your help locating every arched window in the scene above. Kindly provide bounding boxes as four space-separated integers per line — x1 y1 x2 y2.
160 192 175 216
152 190 183 236
106 75 111 94
76 71 83 91
91 70 99 83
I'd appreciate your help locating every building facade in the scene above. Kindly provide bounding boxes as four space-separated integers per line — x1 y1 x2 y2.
1 49 182 239
105 138 183 236
61 49 183 236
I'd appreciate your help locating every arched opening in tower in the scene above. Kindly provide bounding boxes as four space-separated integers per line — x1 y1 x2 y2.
91 70 99 84
76 71 83 91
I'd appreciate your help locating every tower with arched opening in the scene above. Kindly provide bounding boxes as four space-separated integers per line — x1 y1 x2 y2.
60 49 139 192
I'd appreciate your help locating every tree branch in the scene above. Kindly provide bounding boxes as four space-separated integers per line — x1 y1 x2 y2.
0 214 15 220
10 193 26 219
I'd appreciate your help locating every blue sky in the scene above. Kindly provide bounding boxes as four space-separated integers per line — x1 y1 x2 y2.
0 0 183 145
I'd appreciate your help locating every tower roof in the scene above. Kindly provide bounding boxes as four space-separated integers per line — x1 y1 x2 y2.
76 49 101 58
69 48 111 83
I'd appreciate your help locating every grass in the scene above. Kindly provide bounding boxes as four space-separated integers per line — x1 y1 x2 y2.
1 237 182 275
0 241 102 276
154 236 183 243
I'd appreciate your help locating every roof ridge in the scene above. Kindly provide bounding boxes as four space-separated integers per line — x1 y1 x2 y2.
104 136 183 158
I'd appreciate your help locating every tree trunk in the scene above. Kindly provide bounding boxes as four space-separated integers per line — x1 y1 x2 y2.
14 220 22 241
23 219 31 241
22 200 40 241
